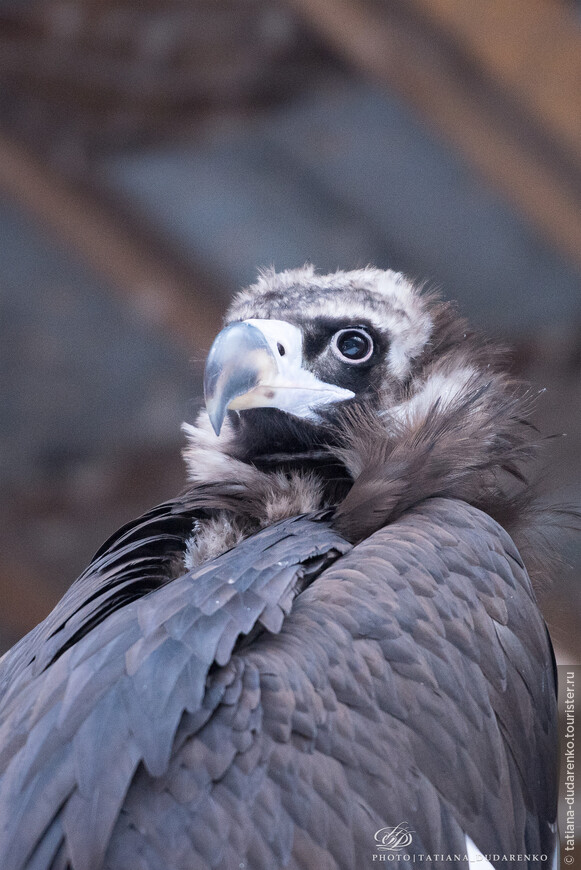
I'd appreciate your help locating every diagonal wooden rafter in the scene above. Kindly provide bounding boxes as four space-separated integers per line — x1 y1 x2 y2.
415 0 581 164
285 0 581 275
0 134 224 354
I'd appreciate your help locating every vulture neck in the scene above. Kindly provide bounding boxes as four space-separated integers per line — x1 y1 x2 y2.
181 409 355 566
182 383 567 591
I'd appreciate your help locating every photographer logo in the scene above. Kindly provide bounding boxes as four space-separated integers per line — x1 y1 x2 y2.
374 822 414 851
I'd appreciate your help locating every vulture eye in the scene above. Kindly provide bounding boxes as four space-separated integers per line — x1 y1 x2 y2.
332 328 374 363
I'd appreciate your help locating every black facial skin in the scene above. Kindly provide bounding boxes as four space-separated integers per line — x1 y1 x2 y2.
300 316 387 396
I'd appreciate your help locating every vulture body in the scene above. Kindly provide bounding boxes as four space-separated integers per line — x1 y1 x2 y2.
0 267 559 869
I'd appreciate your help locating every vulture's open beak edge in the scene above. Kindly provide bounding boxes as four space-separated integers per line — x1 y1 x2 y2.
204 319 355 435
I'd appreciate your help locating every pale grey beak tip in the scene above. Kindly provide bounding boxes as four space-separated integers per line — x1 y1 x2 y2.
207 404 224 437
204 320 274 436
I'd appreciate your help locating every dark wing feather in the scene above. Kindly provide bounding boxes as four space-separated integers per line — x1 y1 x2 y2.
0 513 350 870
0 499 556 870
0 497 197 695
103 499 557 870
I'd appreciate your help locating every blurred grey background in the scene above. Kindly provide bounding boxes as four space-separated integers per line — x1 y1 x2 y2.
0 0 579 681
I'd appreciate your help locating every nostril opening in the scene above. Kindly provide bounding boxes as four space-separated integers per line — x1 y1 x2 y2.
277 343 285 356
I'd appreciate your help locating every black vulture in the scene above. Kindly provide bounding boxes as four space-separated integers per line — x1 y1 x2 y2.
0 267 560 869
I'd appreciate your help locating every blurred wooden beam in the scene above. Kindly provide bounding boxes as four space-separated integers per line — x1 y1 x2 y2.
0 134 223 353
285 0 581 274
413 0 581 166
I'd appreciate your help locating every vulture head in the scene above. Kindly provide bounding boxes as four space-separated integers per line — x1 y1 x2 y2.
184 265 532 566
203 266 431 443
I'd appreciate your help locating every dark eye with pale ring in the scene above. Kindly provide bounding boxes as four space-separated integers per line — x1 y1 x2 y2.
331 328 374 363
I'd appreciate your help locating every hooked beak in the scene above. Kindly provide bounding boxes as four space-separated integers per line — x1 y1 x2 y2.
204 319 354 435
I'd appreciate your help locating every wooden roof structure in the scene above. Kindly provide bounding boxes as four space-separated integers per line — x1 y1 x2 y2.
0 0 579 663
